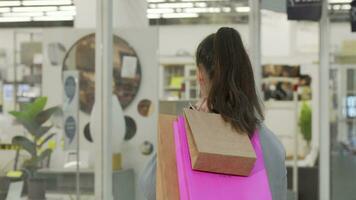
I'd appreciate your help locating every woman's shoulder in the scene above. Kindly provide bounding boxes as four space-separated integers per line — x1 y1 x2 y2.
258 123 286 159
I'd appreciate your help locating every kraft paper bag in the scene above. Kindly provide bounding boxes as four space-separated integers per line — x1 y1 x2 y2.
174 116 272 200
183 109 256 176
157 114 180 200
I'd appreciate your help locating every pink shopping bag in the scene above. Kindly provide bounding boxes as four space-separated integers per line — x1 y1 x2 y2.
173 116 272 200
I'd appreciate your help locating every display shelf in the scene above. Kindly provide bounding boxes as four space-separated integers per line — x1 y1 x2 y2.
159 56 200 101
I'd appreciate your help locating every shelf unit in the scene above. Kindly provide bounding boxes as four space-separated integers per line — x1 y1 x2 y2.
159 56 200 101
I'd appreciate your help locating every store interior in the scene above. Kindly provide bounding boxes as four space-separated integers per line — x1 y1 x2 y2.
0 0 355 200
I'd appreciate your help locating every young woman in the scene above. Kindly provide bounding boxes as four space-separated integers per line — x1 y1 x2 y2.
140 27 287 200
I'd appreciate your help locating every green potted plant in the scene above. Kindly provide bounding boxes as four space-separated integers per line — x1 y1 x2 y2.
9 97 60 200
299 102 312 146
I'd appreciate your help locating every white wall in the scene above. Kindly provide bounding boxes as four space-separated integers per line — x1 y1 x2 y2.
74 0 148 29
157 11 321 65
158 24 250 56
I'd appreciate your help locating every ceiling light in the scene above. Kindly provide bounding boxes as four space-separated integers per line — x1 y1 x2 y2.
22 0 72 6
162 13 199 18
328 0 352 3
181 0 228 1
59 6 75 11
0 1 21 7
157 2 194 8
147 8 174 14
33 16 73 21
235 6 250 13
195 2 207 8
46 10 76 16
149 4 157 8
147 13 160 19
341 4 351 9
147 0 165 2
2 12 44 17
333 4 341 10
222 7 231 13
12 6 58 12
184 7 208 13
0 8 11 12
184 7 221 13
0 17 31 22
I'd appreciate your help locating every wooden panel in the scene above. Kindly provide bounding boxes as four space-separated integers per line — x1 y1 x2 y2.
157 115 180 200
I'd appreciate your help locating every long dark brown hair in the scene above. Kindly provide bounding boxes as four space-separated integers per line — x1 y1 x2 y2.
196 27 264 136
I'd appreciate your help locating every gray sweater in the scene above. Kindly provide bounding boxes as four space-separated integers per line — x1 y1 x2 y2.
140 124 287 200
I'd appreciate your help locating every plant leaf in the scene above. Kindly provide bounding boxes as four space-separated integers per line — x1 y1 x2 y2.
36 106 61 126
35 126 53 139
9 106 43 138
23 158 37 169
24 97 47 119
38 133 56 148
37 149 52 163
12 136 36 157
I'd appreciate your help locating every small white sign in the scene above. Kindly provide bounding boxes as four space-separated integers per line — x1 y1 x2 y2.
121 56 137 79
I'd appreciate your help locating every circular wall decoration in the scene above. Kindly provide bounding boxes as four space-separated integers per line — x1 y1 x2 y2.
137 99 154 117
124 116 137 141
63 33 142 114
84 122 93 143
140 140 154 156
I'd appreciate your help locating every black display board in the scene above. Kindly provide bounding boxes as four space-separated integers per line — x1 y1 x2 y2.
287 0 322 21
351 0 356 32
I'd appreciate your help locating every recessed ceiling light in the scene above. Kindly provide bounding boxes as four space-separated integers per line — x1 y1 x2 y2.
157 2 194 8
0 17 31 22
12 6 58 12
147 8 174 14
147 13 160 19
33 16 73 21
235 6 250 13
329 0 352 3
22 0 72 6
59 6 76 11
0 8 11 13
46 10 76 16
162 13 198 18
0 1 21 7
3 12 44 17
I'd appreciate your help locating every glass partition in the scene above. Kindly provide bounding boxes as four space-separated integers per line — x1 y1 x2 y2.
329 1 356 199
0 1 96 200
260 4 321 200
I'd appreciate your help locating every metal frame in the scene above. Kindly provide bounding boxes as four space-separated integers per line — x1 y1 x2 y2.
319 0 331 200
95 0 113 199
249 0 262 96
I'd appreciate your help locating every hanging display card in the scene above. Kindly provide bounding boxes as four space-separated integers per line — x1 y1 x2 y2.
63 71 79 150
287 0 322 21
351 0 356 32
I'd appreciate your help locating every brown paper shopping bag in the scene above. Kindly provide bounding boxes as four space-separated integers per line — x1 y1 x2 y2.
157 114 180 200
183 109 257 176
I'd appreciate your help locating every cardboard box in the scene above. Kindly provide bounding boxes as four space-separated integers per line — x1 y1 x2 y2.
156 115 180 200
184 109 257 176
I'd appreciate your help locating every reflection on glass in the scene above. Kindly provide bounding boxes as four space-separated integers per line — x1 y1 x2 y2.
63 33 142 114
